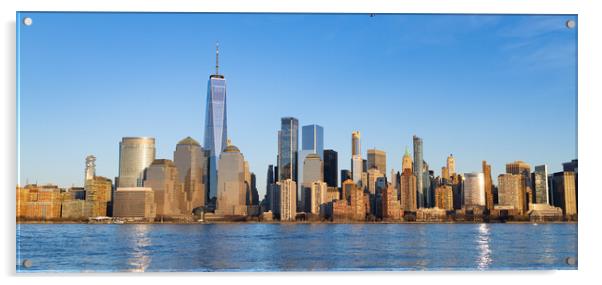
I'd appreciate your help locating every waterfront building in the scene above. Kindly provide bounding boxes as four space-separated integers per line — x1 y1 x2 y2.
413 135 425 208
482 161 494 211
533 165 549 204
215 141 247 216
333 179 366 221
204 44 228 200
498 173 525 215
367 149 386 176
61 200 96 219
451 174 464 210
84 176 112 217
68 187 86 200
463 172 485 208
268 183 280 217
400 169 417 212
113 187 156 221
265 165 275 211
528 203 563 222
118 137 156 188
279 179 297 221
506 160 533 205
552 171 577 216
323 149 338 188
416 207 447 222
250 173 259 206
435 185 454 211
278 117 299 184
310 181 328 215
301 153 323 212
85 155 96 184
16 184 62 220
447 154 456 177
173 136 207 210
144 159 188 216
382 183 402 221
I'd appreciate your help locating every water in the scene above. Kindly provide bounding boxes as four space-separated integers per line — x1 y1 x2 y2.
16 223 577 272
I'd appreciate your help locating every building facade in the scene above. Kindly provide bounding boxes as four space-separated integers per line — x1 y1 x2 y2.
278 117 299 183
215 142 247 216
533 165 549 204
174 136 207 210
367 149 387 176
498 173 525 215
412 135 425 208
323 149 338 188
144 159 188 217
113 187 156 221
463 172 485 208
118 137 156 188
279 179 297 221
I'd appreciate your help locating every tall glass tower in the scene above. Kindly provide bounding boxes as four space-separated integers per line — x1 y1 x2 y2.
204 43 228 200
278 117 299 182
413 135 424 208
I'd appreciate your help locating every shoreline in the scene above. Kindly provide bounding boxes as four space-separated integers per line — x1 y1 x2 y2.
16 220 578 225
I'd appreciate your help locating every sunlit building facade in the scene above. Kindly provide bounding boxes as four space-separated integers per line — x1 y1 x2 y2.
118 137 156 188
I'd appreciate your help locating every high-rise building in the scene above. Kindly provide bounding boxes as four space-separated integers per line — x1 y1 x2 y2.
310 181 328 215
400 169 417 212
498 173 525 214
552 171 577 216
118 137 156 188
367 149 387 176
435 185 454 211
351 131 363 184
85 155 96 183
363 167 384 195
506 160 533 205
340 169 351 187
144 159 188 216
215 141 247 216
562 159 578 172
279 179 297 221
323 149 338 188
301 153 323 212
84 176 112 217
278 117 299 183
301 124 324 159
533 165 549 204
463 172 485 208
265 165 274 210
482 161 494 211
113 187 156 221
447 154 456 177
204 44 228 200
402 147 412 174
173 136 207 210
351 131 361 156
412 135 425 208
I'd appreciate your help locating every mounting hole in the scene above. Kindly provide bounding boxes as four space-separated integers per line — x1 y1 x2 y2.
22 259 32 268
565 256 577 266
566 20 576 29
23 17 32 26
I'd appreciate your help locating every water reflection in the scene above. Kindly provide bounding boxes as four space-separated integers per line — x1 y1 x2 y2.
127 224 152 272
476 224 492 270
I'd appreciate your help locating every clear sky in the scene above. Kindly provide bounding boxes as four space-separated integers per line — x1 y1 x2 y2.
17 13 577 197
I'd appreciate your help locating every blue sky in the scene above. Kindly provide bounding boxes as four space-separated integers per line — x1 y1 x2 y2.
17 13 577 196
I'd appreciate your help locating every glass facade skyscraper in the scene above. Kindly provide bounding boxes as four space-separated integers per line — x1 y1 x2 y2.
413 135 424 208
203 46 228 199
118 137 156 188
278 117 299 182
301 124 324 159
323 149 338 188
534 165 549 204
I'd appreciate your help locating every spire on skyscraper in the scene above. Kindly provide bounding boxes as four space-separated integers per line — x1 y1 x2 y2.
215 41 219 75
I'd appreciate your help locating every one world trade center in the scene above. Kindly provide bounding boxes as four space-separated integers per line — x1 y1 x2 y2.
203 43 227 202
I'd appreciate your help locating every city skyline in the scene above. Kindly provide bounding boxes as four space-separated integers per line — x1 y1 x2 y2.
18 13 577 196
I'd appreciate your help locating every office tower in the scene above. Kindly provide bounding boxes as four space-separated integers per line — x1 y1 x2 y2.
562 159 578 172
278 117 299 183
435 185 454 210
442 166 449 181
498 173 526 214
533 165 549 204
215 141 248 216
268 183 281 216
265 165 274 210
250 173 259 206
447 154 456 177
382 183 402 220
113 187 156 221
279 179 297 221
482 160 494 211
173 136 206 210
204 44 228 200
552 171 577 216
310 181 328 215
412 135 425 208
341 169 351 187
351 131 361 156
367 149 387 176
85 155 96 183
323 149 338 188
118 137 156 188
301 124 324 159
84 176 112 217
400 169 417 212
364 167 384 195
463 172 485 208
301 153 323 212
145 159 189 216
402 147 412 173
506 160 533 205
452 174 464 210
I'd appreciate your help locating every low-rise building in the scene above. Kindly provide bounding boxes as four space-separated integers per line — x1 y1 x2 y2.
112 187 156 221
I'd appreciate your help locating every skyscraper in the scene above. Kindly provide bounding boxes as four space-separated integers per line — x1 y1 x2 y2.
351 131 363 184
301 153 323 212
402 147 412 174
85 155 96 183
173 136 207 210
204 44 228 200
482 160 494 211
351 131 361 156
323 149 338 188
533 165 549 204
144 159 188 216
447 154 456 177
413 135 424 208
463 172 485 208
498 173 525 214
367 149 387 176
340 169 352 187
278 117 299 182
215 141 247 216
506 160 533 205
301 124 324 159
118 137 156 188
552 171 577 216
279 179 297 221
